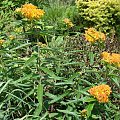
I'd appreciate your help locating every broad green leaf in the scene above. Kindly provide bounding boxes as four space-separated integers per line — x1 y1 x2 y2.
37 84 43 107
89 51 94 65
86 103 94 118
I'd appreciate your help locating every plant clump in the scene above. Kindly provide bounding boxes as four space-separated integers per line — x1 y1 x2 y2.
75 0 120 32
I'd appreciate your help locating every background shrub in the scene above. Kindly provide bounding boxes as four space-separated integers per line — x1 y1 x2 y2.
75 0 120 33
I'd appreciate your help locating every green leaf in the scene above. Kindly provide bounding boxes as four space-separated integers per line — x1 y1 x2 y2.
67 72 79 81
81 97 96 102
40 67 62 80
10 43 31 51
78 90 90 96
0 80 11 94
45 92 57 99
34 104 42 118
64 50 84 55
34 84 43 116
86 103 94 118
55 36 64 46
57 109 77 116
22 54 37 68
54 81 74 85
40 111 48 120
37 84 43 107
89 51 94 65
111 77 119 87
12 74 33 84
114 112 120 120
62 62 83 66
49 113 58 118
49 92 69 104
7 92 30 106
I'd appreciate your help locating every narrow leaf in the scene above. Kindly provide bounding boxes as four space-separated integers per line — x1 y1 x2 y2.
40 67 62 80
49 92 69 104
34 84 43 116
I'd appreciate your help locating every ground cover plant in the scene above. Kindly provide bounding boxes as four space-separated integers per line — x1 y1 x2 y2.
0 0 120 120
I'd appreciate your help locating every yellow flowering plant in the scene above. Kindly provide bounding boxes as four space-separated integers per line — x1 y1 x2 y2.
101 52 120 67
84 28 106 43
15 3 45 20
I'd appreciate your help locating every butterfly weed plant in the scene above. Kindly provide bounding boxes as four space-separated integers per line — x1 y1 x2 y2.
0 0 120 120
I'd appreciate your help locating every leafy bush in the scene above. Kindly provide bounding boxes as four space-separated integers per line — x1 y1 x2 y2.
75 0 120 32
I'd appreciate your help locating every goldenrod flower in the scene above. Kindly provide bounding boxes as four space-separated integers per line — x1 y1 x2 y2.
101 52 120 67
0 39 5 45
88 84 112 103
15 3 45 20
63 18 74 28
84 28 106 42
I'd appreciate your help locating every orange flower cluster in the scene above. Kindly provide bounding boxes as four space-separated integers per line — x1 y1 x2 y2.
0 39 5 45
101 52 120 67
88 84 112 103
63 18 74 28
15 3 45 20
84 28 106 42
